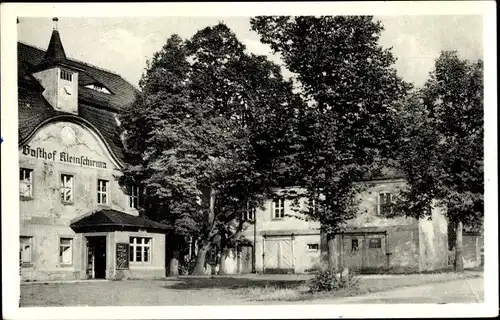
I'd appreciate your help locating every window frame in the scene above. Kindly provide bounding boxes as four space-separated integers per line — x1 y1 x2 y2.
351 238 359 252
60 69 73 81
368 238 382 249
58 237 74 266
127 184 140 209
308 197 319 214
60 174 74 204
272 197 285 219
20 236 33 266
97 179 110 205
20 168 34 200
242 202 255 221
377 191 393 215
129 236 152 264
307 243 319 251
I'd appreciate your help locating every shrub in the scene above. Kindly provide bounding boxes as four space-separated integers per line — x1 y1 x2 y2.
308 267 359 292
179 259 197 275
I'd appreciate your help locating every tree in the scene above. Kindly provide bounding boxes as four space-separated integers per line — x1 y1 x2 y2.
121 24 300 276
392 51 484 271
251 16 412 268
119 35 217 276
185 23 300 274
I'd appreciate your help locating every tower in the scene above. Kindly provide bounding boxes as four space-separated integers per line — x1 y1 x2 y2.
31 18 81 115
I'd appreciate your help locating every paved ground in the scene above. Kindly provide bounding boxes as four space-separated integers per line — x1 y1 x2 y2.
20 272 483 306
311 277 484 304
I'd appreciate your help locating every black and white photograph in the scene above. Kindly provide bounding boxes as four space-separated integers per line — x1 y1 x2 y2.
1 2 497 319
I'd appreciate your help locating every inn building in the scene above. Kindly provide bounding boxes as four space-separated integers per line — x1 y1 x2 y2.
18 20 171 281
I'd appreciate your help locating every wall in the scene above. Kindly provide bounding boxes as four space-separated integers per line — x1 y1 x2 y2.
32 68 59 113
19 121 139 280
462 234 481 269
293 234 322 273
418 204 448 271
253 188 321 233
348 179 416 229
114 231 166 279
318 180 423 272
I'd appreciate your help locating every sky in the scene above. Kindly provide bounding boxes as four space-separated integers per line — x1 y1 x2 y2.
17 16 483 89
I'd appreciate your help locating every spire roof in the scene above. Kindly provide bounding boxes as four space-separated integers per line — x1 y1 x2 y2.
43 29 67 65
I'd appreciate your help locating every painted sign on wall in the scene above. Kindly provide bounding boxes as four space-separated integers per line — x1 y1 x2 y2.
22 145 108 169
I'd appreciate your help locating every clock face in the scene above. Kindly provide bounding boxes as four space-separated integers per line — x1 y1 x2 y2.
63 85 73 96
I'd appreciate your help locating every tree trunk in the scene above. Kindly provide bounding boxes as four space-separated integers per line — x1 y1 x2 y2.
219 248 228 275
168 256 179 277
193 242 211 275
327 235 338 271
454 220 464 272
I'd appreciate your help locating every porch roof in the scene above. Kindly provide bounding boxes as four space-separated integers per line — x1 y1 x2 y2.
70 209 172 231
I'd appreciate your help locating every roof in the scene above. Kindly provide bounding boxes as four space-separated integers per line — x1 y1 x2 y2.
70 209 172 231
18 42 138 111
43 29 67 65
18 40 139 165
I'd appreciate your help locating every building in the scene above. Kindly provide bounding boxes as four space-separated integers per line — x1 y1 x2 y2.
238 188 322 274
237 172 451 274
18 20 171 281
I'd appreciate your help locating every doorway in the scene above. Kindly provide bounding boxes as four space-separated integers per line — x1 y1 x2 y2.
238 245 253 274
264 237 294 273
86 236 107 279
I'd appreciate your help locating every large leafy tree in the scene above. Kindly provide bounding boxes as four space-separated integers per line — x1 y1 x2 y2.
121 24 299 275
392 51 484 271
119 35 231 276
251 16 412 267
185 23 300 274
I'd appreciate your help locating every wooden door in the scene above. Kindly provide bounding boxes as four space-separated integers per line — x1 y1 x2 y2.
264 237 293 272
239 245 253 274
363 236 386 271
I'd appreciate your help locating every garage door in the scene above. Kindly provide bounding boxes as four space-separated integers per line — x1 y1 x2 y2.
264 237 294 272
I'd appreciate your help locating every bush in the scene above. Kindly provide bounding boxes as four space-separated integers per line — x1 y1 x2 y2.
308 267 359 292
179 259 197 275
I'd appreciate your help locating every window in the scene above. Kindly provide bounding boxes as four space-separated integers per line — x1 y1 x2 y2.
368 238 382 249
85 83 111 94
20 236 32 264
20 168 33 198
60 69 73 81
97 179 109 205
129 237 151 263
378 192 393 215
242 202 255 221
128 184 139 209
307 243 319 251
273 198 285 219
308 197 318 214
60 174 74 203
59 238 73 265
351 239 359 252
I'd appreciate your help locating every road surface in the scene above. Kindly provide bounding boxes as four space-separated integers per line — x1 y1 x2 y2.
315 277 484 304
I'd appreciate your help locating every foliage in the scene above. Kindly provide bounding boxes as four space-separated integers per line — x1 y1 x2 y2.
308 266 359 292
391 51 483 228
250 16 412 233
119 34 207 238
183 23 300 259
389 51 483 271
119 24 299 273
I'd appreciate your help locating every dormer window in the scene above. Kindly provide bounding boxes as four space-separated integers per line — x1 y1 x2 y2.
85 83 111 94
60 69 73 81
